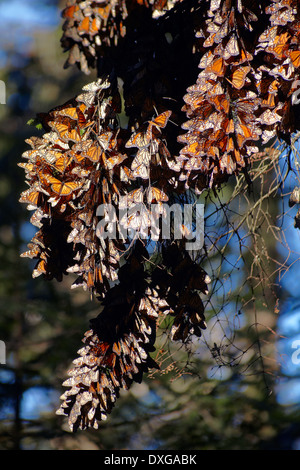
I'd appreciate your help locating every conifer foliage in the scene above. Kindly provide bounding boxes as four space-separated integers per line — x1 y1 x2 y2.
19 0 300 431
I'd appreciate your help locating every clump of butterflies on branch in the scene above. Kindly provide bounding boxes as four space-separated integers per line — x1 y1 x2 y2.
19 0 300 431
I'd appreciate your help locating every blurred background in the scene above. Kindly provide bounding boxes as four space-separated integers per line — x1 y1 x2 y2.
1 0 300 450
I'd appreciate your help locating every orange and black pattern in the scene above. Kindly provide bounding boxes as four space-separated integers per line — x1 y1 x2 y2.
56 242 163 430
19 76 128 296
177 0 300 192
61 0 182 74
61 0 128 74
151 243 211 342
19 0 300 431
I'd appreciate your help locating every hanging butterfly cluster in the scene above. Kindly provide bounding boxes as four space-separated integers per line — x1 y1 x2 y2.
19 78 129 296
57 241 162 430
19 71 210 430
19 0 300 431
61 0 128 74
61 0 182 74
177 0 300 192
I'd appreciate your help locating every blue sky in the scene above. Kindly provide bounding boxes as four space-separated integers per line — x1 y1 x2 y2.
0 0 59 28
0 0 59 67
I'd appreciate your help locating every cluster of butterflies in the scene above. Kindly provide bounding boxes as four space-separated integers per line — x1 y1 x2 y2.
19 0 300 431
61 0 128 74
61 0 180 74
177 0 300 192
56 241 210 431
19 73 210 430
19 78 127 296
56 242 162 431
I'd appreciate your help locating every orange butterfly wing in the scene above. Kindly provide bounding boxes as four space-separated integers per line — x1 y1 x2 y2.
290 50 300 68
46 175 83 196
231 66 251 89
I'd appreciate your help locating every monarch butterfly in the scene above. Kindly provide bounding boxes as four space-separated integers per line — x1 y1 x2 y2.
271 60 294 80
76 91 97 108
207 57 226 76
120 165 133 182
203 33 217 48
25 136 44 149
21 243 40 259
125 131 150 149
208 94 230 114
290 50 300 68
146 110 172 140
139 297 158 318
62 4 80 19
220 152 236 173
18 161 35 173
78 208 94 227
184 93 205 112
131 147 151 170
261 92 277 109
97 131 113 151
43 131 70 150
230 66 251 90
77 17 91 34
184 156 208 172
30 209 45 228
224 117 234 134
132 164 150 180
231 48 253 66
42 149 64 164
72 150 86 165
223 34 240 59
188 100 215 121
90 17 101 36
258 25 277 50
268 4 295 27
104 152 127 170
71 166 91 178
53 155 73 173
257 108 282 126
235 122 260 148
120 188 144 209
122 206 151 235
112 341 122 356
226 136 235 153
199 50 215 69
49 122 81 143
146 187 168 204
214 21 230 44
94 5 111 21
267 32 290 59
129 148 151 179
45 175 83 196
19 188 41 207
54 107 78 121
32 259 47 278
67 43 82 66
82 78 110 93
234 97 259 123
180 141 203 158
84 143 102 163
86 269 97 290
